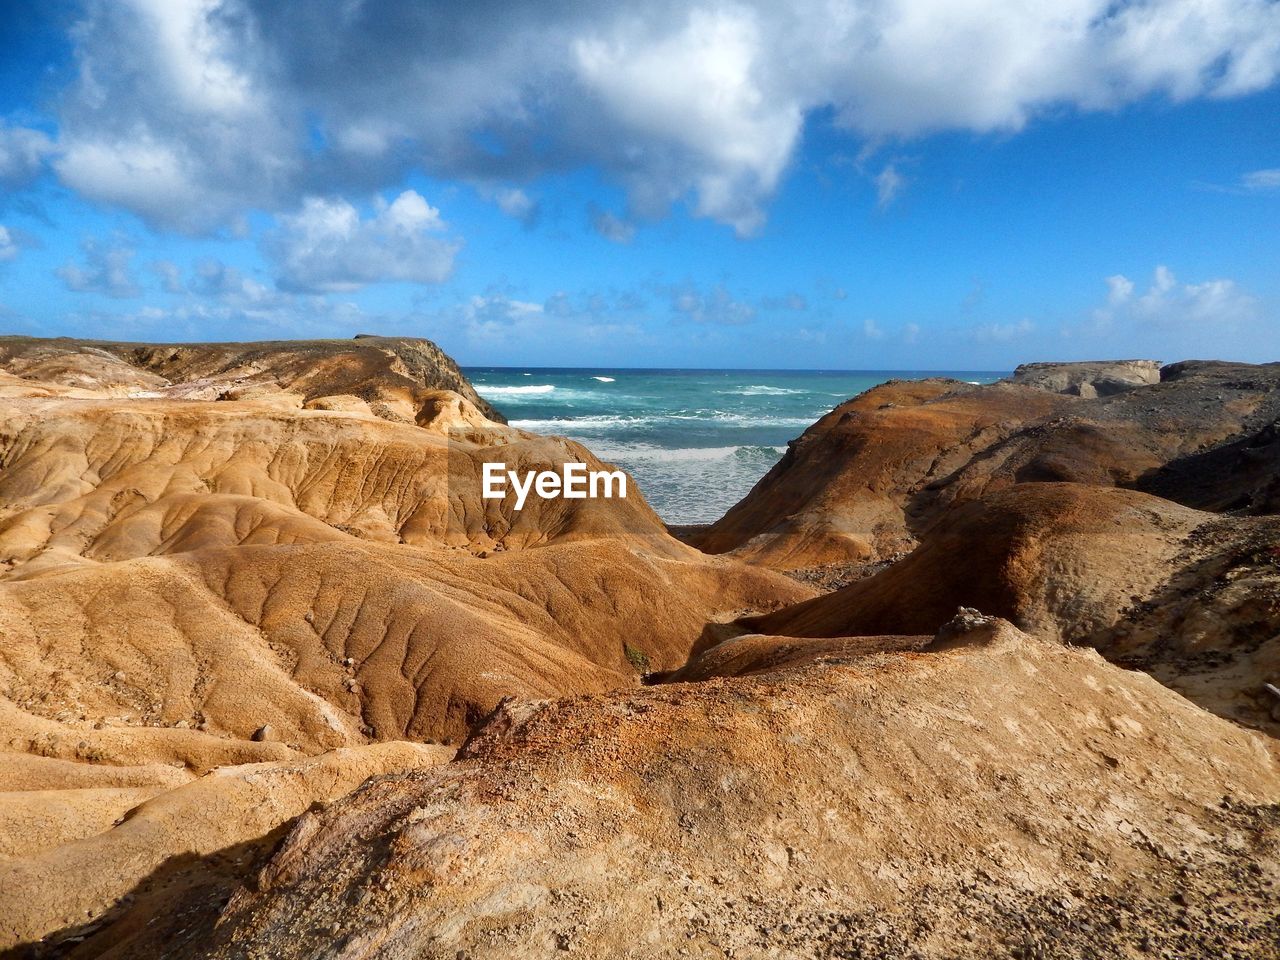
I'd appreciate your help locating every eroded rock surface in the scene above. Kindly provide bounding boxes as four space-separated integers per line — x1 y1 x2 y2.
0 334 504 423
165 621 1280 960
0 338 809 955
694 360 1280 571
1007 359 1161 397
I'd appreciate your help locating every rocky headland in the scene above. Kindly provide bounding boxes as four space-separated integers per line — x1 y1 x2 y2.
0 343 1275 959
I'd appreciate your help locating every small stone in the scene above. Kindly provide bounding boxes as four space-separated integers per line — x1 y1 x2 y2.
250 724 277 742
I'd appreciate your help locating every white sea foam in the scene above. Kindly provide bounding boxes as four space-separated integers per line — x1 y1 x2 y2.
591 376 616 382
511 415 642 431
477 384 556 396
589 443 787 463
720 385 805 396
511 413 814 432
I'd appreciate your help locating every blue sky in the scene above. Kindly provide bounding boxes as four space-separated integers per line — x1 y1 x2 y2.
0 1 1277 369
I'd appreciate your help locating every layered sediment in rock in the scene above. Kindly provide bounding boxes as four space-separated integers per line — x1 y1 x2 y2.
2 343 1278 959
157 619 1280 960
747 482 1280 736
694 360 1280 571
0 334 505 423
0 339 810 954
1007 359 1161 397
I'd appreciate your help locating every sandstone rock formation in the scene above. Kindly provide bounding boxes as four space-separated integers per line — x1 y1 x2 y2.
694 360 1280 571
745 482 1280 736
0 338 810 955
1007 359 1161 397
690 379 1072 568
153 619 1280 959
2 342 1278 959
0 334 505 423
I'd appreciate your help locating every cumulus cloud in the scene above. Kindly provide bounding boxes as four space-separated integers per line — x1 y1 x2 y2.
972 318 1035 342
669 282 756 325
863 317 886 340
589 206 636 244
56 236 142 298
875 164 907 209
472 183 540 225
0 124 54 189
42 1 1280 234
151 259 185 293
0 226 19 263
68 256 373 338
1101 265 1260 326
459 293 544 340
264 191 459 292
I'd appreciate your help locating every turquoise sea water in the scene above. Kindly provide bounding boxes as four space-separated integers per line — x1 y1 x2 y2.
466 368 1007 525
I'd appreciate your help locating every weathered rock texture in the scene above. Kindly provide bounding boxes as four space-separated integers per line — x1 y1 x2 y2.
1007 359 1162 397
694 360 1280 570
748 482 1280 736
157 619 1280 960
0 339 809 955
691 378 1073 567
3 343 1278 960
0 334 505 423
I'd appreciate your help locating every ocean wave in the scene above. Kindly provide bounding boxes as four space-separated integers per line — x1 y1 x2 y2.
590 443 787 463
591 376 616 382
719 385 806 396
512 412 815 432
510 415 642 431
477 384 556 395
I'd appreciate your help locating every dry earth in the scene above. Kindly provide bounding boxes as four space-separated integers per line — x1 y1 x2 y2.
0 337 807 956
0 344 1277 960
152 617 1280 960
693 360 1280 570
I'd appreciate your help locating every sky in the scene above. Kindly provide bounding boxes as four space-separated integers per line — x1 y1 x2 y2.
0 1 1277 370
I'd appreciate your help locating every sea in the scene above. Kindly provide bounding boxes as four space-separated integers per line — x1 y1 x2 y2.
465 368 1008 525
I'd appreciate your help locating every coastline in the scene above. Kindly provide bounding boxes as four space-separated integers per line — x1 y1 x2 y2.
0 339 1276 958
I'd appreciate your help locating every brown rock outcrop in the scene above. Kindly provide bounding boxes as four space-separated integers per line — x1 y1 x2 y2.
0 338 812 954
159 620 1280 959
1007 359 1161 397
691 379 1072 568
748 482 1280 735
0 334 505 423
694 360 1280 571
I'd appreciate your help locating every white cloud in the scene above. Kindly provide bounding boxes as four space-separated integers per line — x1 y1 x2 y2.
875 164 907 209
473 183 539 225
863 317 886 340
264 191 459 292
1241 168 1280 191
0 124 54 188
669 282 756 325
0 226 19 263
151 259 185 293
56 237 142 298
457 294 545 342
43 1 1280 234
573 6 800 235
589 206 636 244
1105 274 1136 305
1105 265 1261 327
972 318 1035 342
